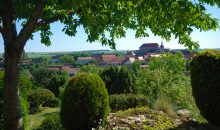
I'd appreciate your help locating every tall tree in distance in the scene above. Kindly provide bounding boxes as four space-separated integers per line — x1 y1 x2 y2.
0 0 220 129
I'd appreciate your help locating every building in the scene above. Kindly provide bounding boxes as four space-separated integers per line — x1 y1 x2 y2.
123 57 136 65
99 54 125 66
139 43 159 52
144 53 161 62
77 57 94 64
139 42 170 54
47 65 80 76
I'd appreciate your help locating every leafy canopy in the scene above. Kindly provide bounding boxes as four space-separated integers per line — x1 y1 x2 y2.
1 0 220 49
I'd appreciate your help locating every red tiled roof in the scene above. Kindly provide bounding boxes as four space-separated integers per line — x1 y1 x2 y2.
77 57 93 60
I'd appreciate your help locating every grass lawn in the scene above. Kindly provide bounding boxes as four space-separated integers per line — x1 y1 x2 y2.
28 107 60 130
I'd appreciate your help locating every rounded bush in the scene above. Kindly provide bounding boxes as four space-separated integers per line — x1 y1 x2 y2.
61 73 110 130
28 88 55 112
190 50 220 126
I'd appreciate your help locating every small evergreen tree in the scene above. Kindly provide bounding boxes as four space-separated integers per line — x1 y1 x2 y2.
61 73 109 130
190 50 220 126
100 66 133 94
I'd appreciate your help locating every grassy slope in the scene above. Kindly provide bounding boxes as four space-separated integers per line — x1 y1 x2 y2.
28 107 60 130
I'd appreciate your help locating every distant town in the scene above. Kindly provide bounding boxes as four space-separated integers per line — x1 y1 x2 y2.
0 42 210 76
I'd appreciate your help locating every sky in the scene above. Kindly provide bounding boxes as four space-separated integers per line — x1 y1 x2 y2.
0 5 220 53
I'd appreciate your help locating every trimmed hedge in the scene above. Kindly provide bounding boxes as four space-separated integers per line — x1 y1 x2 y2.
28 88 55 112
110 94 149 112
61 73 110 130
190 50 220 126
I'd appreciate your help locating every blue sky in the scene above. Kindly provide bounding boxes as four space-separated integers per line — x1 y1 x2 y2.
0 5 220 53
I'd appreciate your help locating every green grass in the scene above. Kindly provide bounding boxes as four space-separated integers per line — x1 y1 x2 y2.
28 107 60 130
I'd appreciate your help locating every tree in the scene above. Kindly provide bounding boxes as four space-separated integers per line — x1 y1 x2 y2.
0 0 219 129
59 55 74 64
100 66 133 94
46 74 69 97
80 64 101 74
149 52 186 74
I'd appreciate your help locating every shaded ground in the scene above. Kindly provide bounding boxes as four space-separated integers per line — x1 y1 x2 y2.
28 107 60 129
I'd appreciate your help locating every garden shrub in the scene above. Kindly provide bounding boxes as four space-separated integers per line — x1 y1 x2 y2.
61 73 109 130
42 97 61 108
190 50 220 126
110 94 149 112
100 66 133 94
153 99 175 117
36 113 63 130
28 88 55 112
46 75 68 97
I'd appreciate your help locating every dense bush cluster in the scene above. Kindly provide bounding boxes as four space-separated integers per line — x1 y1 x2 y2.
28 88 55 112
110 94 149 112
190 50 220 125
46 75 68 97
61 73 110 130
100 66 133 94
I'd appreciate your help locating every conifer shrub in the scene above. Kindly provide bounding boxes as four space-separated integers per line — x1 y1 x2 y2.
100 66 133 94
61 73 110 130
110 94 149 112
190 50 220 126
28 88 55 112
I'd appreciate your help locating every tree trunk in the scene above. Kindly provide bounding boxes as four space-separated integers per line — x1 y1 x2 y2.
3 46 23 130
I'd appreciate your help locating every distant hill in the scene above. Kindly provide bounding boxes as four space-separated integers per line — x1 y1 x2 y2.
4 48 218 59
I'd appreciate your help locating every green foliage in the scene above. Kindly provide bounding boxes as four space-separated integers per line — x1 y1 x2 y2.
46 74 68 97
59 55 74 64
28 88 55 112
32 56 51 64
4 0 219 49
134 69 165 103
42 97 61 108
36 113 64 130
30 66 68 87
61 73 110 130
80 64 101 74
19 70 33 97
153 99 175 117
100 66 133 94
149 52 186 74
110 94 149 112
74 52 91 58
190 50 220 126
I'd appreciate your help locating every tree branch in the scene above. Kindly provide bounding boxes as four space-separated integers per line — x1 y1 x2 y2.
37 16 61 27
36 10 76 27
0 26 3 33
16 0 45 50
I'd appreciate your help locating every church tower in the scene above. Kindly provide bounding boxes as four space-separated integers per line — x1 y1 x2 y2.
160 41 164 53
